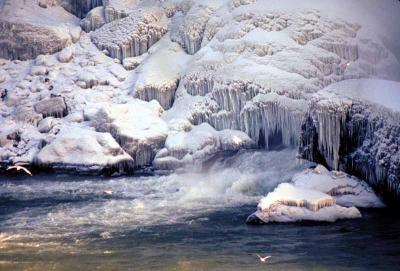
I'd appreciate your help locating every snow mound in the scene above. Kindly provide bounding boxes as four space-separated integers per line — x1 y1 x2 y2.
34 127 134 174
89 100 168 167
247 165 383 224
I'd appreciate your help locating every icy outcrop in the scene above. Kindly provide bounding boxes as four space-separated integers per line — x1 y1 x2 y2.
247 165 383 224
153 123 254 171
89 100 168 168
133 38 191 109
0 0 80 60
299 79 400 204
35 127 134 174
91 7 168 60
81 6 106 32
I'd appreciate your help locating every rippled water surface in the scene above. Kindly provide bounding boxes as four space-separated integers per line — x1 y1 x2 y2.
1 149 399 271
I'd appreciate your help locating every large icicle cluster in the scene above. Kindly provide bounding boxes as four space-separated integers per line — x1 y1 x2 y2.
247 165 383 224
0 0 81 60
168 3 399 150
91 7 168 60
299 79 400 204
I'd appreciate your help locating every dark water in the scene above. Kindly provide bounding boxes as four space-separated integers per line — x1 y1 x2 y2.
0 149 399 271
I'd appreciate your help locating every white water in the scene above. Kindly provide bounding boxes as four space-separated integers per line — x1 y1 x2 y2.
0 149 310 245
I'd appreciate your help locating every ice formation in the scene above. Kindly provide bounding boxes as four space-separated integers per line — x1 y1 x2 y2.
35 126 134 174
299 79 400 204
91 7 168 60
247 165 384 224
0 0 80 60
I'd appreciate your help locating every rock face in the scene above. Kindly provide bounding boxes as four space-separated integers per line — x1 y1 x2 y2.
0 0 80 60
247 165 383 224
299 79 400 204
91 7 168 60
89 100 168 168
35 127 134 174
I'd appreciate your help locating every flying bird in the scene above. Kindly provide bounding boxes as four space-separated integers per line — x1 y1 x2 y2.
257 254 271 262
6 164 32 176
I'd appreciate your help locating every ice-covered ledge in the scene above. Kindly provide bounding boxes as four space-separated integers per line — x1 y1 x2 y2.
299 79 400 204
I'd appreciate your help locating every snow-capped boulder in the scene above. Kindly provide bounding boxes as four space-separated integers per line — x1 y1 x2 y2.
34 127 134 174
299 79 400 204
91 7 168 60
247 165 384 224
37 117 59 133
247 183 361 224
0 0 80 60
89 100 168 167
57 47 74 63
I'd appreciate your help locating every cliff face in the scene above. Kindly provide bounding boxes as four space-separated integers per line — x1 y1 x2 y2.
299 79 400 205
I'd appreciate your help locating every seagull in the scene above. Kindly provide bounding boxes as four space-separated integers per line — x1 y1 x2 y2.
257 254 271 262
103 190 113 196
6 164 32 176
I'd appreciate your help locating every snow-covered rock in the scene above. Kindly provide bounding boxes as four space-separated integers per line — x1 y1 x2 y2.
133 38 191 109
81 6 106 32
91 7 168 60
247 183 361 224
0 0 80 60
247 165 383 224
299 79 400 204
89 100 168 168
34 127 134 174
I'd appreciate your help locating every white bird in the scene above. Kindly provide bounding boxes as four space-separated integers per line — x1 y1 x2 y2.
257 254 271 262
103 190 113 196
6 164 32 176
